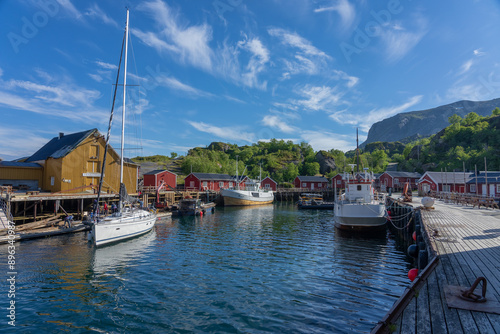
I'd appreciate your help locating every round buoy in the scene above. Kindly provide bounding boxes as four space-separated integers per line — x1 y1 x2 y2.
408 268 418 281
408 244 418 258
412 231 417 241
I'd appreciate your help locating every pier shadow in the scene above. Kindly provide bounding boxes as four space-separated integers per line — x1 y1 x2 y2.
463 228 500 240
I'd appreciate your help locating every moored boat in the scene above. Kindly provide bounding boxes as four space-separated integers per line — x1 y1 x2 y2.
334 167 387 231
172 198 215 216
90 9 156 246
297 193 334 210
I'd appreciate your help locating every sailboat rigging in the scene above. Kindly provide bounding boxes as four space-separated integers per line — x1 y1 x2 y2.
90 9 156 246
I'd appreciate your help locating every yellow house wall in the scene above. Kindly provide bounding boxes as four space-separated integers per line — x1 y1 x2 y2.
43 133 138 193
0 167 43 183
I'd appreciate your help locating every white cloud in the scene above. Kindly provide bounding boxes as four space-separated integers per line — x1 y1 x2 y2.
238 38 270 89
156 75 213 97
268 27 331 77
329 95 423 132
187 121 255 142
95 60 118 70
0 68 4 77
473 49 485 56
458 59 473 76
56 0 83 20
379 17 427 62
314 0 356 30
261 115 296 133
84 4 119 27
135 0 213 71
293 85 343 111
0 126 53 160
300 130 354 151
88 73 103 82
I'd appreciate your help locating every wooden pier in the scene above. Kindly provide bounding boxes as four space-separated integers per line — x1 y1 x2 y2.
374 198 500 333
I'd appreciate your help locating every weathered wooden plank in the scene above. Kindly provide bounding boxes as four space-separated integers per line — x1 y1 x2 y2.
427 266 453 334
416 280 431 333
399 296 417 334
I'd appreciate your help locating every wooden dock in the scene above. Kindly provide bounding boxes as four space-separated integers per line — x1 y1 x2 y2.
374 198 500 333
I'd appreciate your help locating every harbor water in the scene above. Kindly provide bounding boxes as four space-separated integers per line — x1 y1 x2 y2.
1 204 412 333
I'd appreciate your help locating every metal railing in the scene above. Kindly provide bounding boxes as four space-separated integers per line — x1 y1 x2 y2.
0 197 13 229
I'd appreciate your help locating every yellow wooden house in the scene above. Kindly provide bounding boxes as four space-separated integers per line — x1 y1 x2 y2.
25 129 139 193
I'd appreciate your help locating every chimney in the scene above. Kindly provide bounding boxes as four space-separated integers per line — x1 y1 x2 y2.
59 132 64 139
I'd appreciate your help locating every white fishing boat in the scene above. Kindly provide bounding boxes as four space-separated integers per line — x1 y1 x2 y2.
334 167 387 231
221 160 274 206
90 9 156 246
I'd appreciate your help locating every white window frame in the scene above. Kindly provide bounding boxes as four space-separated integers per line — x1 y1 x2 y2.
302 183 306 188
470 184 476 193
219 182 224 188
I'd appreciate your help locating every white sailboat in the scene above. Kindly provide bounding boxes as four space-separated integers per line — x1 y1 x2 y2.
90 9 156 246
220 159 274 206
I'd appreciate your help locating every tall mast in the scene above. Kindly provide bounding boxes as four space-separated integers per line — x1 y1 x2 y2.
356 128 360 173
120 8 129 184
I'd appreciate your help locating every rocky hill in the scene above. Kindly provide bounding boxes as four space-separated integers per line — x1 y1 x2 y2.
363 98 500 146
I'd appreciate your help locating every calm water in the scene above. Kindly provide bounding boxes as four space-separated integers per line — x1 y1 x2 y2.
1 204 411 333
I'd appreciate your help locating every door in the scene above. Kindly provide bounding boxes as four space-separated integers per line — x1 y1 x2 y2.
311 183 314 190
490 184 495 197
482 184 487 196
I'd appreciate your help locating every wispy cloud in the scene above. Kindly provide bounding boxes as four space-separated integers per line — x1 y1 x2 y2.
457 59 473 76
473 49 485 56
134 0 213 71
156 75 213 97
261 115 296 133
187 121 255 142
268 27 331 77
314 0 356 30
329 95 423 132
84 4 119 27
300 130 354 151
379 17 428 62
56 0 83 21
95 60 118 70
0 126 54 160
292 85 343 111
238 37 270 89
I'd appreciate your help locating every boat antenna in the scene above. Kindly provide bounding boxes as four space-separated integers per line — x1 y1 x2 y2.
93 16 127 219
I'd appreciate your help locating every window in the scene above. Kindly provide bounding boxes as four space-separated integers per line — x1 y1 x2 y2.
443 185 451 192
51 176 55 186
394 178 400 185
496 184 500 193
229 182 233 187
219 182 224 188
337 180 341 185
470 184 476 193
202 181 207 187
265 184 270 189
302 183 306 188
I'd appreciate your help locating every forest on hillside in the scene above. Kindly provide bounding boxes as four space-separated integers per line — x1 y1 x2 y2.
133 108 500 184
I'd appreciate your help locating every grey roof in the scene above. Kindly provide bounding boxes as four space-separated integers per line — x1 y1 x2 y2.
144 169 170 175
466 175 500 184
26 129 98 162
190 173 234 181
0 161 42 168
383 171 422 178
296 176 328 182
419 171 473 185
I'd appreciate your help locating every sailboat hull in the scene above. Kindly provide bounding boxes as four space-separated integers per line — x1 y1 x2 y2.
92 210 156 246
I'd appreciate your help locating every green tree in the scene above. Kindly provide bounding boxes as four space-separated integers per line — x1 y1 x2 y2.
301 162 320 176
448 114 462 124
492 107 500 116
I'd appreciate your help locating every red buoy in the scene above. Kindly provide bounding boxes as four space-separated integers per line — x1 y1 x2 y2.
412 231 417 241
408 268 418 281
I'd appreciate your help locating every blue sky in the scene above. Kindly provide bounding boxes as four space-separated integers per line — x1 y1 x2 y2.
2 0 500 160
